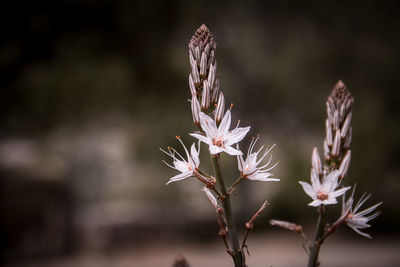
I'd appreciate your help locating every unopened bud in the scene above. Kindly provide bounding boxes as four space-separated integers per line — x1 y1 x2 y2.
211 77 220 105
331 129 341 158
341 113 352 139
215 92 225 125
326 102 333 124
189 74 196 96
202 187 219 210
189 51 196 69
311 147 323 177
192 63 200 85
207 63 216 90
344 127 352 149
201 80 210 110
323 140 330 161
194 46 200 64
326 119 333 147
209 50 215 69
339 103 346 122
333 110 339 131
191 95 201 127
200 51 207 77
339 150 351 179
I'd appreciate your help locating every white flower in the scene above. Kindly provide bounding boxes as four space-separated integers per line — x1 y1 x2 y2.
190 110 250 156
342 186 382 238
237 137 279 182
161 137 200 185
299 170 350 207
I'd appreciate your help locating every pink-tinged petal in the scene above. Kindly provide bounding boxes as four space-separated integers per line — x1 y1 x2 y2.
299 181 315 198
311 170 321 193
248 173 280 182
218 110 231 135
189 133 211 144
330 186 351 198
237 154 244 172
209 145 224 155
173 160 190 172
348 226 372 239
323 170 339 192
225 126 250 145
199 112 217 137
166 172 192 185
323 198 338 205
309 199 322 207
190 142 200 167
223 145 243 156
356 202 382 217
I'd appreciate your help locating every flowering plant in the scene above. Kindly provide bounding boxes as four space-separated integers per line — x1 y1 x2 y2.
162 25 382 267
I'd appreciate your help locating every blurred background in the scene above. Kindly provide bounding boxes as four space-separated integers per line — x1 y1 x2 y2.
1 1 399 266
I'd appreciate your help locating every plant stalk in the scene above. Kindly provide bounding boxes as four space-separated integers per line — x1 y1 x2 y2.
308 205 326 267
211 155 244 267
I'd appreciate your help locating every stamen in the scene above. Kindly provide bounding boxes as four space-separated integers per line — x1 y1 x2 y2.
317 191 329 201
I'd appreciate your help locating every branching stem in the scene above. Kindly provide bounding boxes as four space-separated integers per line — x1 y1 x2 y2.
211 155 244 267
308 205 326 267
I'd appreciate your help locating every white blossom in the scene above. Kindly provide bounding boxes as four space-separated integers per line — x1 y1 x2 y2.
299 170 350 207
190 110 250 156
237 137 279 182
161 137 200 185
342 186 382 238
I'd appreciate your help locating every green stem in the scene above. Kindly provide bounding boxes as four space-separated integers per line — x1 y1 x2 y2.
308 205 326 267
211 155 244 267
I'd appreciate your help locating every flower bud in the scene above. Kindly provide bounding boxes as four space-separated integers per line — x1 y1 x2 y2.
311 147 323 177
215 92 225 125
323 140 330 161
333 109 339 131
200 51 207 77
341 113 352 139
344 127 352 149
201 80 210 110
207 62 216 90
192 62 200 85
339 150 351 179
189 74 196 96
202 187 219 210
211 77 220 105
326 119 333 147
331 129 341 158
191 95 201 127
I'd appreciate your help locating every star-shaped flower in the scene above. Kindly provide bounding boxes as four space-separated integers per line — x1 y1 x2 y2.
161 137 200 185
237 137 279 182
299 170 350 207
342 186 382 238
190 110 250 156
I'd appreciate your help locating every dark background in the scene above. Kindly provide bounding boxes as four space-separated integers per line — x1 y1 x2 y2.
1 1 399 266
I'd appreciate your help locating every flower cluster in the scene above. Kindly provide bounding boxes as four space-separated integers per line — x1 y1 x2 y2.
161 25 278 190
160 25 279 266
298 81 381 239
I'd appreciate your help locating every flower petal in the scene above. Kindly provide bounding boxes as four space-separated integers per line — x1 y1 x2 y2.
299 181 315 199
